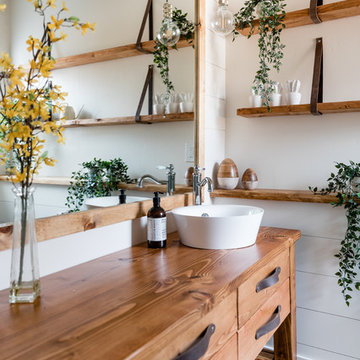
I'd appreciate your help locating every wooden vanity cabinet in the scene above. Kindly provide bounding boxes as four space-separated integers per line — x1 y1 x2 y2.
0 227 300 360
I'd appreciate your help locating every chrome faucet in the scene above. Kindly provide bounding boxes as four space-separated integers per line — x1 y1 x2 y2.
137 164 176 196
193 165 214 205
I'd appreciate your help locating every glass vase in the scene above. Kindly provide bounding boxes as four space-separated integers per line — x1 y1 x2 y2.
9 187 40 304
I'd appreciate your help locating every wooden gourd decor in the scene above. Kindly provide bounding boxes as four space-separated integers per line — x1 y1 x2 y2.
184 167 194 186
217 159 239 190
242 168 258 190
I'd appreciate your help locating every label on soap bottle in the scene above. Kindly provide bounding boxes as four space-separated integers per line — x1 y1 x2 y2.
147 218 167 242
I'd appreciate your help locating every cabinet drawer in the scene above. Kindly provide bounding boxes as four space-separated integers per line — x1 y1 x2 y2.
210 333 237 360
238 279 290 360
136 292 237 360
238 248 289 327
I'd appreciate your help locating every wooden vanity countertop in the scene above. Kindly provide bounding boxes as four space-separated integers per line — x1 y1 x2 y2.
0 227 300 360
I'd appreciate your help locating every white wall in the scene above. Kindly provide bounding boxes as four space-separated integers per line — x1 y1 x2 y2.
204 0 226 180
221 0 360 359
0 0 195 222
0 0 10 55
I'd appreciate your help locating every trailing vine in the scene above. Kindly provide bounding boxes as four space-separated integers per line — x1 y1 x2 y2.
233 0 286 108
66 157 131 212
153 8 194 100
310 161 360 306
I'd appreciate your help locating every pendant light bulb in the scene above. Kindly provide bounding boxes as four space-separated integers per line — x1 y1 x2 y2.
156 1 181 47
211 0 234 36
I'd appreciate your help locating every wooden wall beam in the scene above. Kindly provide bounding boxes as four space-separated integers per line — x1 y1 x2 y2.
238 0 360 36
53 39 191 70
0 193 193 251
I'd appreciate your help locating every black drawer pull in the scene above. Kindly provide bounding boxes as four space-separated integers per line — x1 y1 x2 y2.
256 267 281 293
174 324 216 360
255 305 282 340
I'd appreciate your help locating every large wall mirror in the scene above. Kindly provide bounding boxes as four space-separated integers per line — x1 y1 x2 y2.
0 0 195 223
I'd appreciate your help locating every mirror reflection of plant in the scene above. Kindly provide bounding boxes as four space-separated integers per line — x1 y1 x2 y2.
310 161 360 306
233 0 286 109
153 8 194 101
66 157 131 212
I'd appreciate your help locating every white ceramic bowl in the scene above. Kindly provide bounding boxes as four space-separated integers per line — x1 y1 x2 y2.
85 196 150 209
172 205 264 250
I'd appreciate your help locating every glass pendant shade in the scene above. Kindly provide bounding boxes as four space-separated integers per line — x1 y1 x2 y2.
156 1 181 47
211 0 234 36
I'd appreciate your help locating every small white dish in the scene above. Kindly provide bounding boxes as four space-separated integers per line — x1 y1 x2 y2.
153 104 165 115
179 102 194 113
270 93 282 107
288 92 301 105
166 103 179 114
252 95 262 108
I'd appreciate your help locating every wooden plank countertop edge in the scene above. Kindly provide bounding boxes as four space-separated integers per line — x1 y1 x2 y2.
0 193 193 252
0 228 301 360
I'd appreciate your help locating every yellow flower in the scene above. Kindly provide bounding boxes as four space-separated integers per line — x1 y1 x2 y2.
48 15 64 30
62 1 68 11
80 22 96 35
0 4 6 11
47 0 56 8
44 157 56 166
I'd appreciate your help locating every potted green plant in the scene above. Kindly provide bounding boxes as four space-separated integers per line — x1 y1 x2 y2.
66 157 132 212
310 161 360 306
233 0 286 108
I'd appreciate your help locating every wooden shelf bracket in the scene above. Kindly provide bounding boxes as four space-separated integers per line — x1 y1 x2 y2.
136 0 154 55
136 64 154 122
310 37 323 115
309 0 323 24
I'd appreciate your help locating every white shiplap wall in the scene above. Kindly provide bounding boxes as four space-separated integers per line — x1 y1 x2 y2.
220 0 360 358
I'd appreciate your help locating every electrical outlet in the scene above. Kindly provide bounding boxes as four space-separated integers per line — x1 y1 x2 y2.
185 143 194 163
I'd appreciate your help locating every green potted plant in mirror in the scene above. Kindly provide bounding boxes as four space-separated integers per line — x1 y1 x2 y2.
66 157 132 212
232 0 286 109
153 7 194 101
0 0 94 304
310 161 360 306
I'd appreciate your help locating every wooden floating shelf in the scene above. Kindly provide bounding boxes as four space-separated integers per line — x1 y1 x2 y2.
61 112 194 128
238 0 360 36
53 38 191 70
212 188 337 204
237 101 360 118
118 182 192 194
0 175 71 186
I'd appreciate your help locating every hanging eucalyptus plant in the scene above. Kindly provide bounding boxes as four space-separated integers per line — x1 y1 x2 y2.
153 8 194 99
310 161 360 306
233 0 286 108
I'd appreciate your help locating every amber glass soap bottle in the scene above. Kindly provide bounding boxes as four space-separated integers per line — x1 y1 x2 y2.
147 192 167 248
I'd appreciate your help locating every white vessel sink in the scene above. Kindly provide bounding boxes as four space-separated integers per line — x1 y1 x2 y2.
172 205 264 250
85 196 150 208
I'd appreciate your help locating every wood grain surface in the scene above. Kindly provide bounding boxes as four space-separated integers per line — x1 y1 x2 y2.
53 39 191 70
61 112 194 128
0 193 193 251
238 0 360 36
0 228 300 360
212 188 337 204
237 101 360 118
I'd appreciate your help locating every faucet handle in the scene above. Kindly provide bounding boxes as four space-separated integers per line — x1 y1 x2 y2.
157 164 175 174
194 165 205 175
